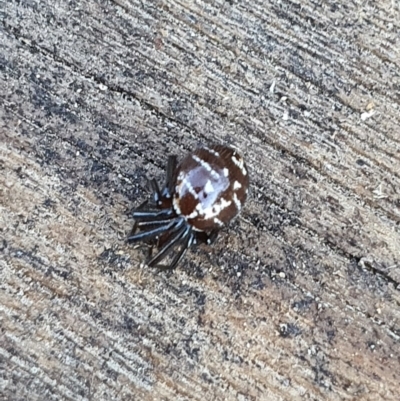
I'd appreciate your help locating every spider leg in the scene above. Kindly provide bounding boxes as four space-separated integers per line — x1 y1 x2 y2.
130 207 175 238
135 200 149 210
132 208 175 221
147 225 192 267
194 229 219 245
205 229 219 245
136 218 177 228
149 178 161 204
127 218 182 243
166 231 194 270
129 220 140 238
129 200 149 237
162 155 177 198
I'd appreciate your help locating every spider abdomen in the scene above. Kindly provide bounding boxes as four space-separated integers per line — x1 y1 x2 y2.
173 145 249 231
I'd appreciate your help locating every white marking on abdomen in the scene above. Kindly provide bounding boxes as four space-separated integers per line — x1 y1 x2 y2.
202 197 232 220
213 217 224 226
173 197 181 215
232 154 247 176
204 180 214 194
180 177 198 198
187 210 199 219
203 146 220 158
233 193 242 211
192 155 220 179
233 180 242 190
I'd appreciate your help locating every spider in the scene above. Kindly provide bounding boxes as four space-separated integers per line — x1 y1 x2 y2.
128 144 249 269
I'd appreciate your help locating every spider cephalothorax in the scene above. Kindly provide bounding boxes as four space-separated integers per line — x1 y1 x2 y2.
128 144 249 269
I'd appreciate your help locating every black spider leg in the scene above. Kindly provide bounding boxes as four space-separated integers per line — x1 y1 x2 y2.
166 230 195 270
127 217 182 243
193 229 219 246
147 219 193 269
147 218 191 266
149 178 161 205
129 206 175 237
133 208 175 221
129 200 149 238
189 229 221 269
205 229 219 245
161 155 177 198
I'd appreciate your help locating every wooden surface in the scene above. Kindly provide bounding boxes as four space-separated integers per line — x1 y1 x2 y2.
1 0 399 400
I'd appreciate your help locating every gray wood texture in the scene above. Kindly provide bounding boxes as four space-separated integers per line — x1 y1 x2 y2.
1 0 399 400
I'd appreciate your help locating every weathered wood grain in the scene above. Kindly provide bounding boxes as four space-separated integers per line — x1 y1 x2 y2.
1 0 399 400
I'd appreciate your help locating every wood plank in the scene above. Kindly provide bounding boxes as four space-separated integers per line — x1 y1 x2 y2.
1 0 399 400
